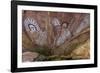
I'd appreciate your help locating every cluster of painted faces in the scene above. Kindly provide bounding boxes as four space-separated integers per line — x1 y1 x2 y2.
24 14 90 47
51 18 71 46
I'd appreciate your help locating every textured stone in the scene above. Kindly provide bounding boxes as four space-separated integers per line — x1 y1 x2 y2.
22 11 90 60
71 39 90 59
22 52 39 62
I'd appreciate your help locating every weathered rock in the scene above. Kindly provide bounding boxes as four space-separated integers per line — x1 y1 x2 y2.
22 52 39 62
22 32 34 51
22 11 90 60
51 27 89 55
70 39 90 59
74 14 90 35
34 55 47 61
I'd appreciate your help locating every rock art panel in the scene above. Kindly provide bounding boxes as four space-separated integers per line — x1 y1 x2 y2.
22 10 90 62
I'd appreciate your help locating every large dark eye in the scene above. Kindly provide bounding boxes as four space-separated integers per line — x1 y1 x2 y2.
28 24 37 31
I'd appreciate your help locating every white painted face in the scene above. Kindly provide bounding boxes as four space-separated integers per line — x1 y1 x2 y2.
24 18 40 32
51 18 61 26
62 23 68 28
